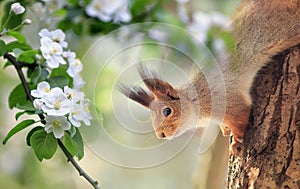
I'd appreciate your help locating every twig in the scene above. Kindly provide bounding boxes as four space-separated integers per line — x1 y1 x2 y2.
3 52 100 189
4 53 34 102
58 140 99 188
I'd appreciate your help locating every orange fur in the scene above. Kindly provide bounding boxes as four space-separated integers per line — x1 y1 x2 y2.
120 0 300 156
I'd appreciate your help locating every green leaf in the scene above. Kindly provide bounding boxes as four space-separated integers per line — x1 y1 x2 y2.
8 84 33 110
69 126 77 137
84 0 91 5
131 0 154 16
15 111 26 120
66 8 82 21
30 130 58 161
15 110 35 120
6 41 32 51
47 76 69 89
58 20 73 32
26 126 43 146
39 68 49 82
219 30 235 53
0 39 7 56
53 8 67 17
17 50 38 63
73 128 84 160
16 101 35 111
7 31 26 44
2 2 24 30
50 65 72 86
12 48 23 58
50 65 68 77
3 61 12 68
8 84 26 109
2 119 36 144
63 132 78 157
30 66 41 85
67 0 79 6
72 22 83 35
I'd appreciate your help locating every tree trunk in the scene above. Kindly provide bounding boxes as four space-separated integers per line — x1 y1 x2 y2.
227 45 300 188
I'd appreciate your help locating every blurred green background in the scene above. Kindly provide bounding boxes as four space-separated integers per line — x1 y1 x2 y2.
0 0 239 188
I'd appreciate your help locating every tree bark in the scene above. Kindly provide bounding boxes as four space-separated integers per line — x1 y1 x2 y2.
227 45 300 188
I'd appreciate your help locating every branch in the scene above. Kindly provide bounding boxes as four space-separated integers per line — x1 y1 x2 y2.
3 52 100 189
3 53 47 124
58 140 99 188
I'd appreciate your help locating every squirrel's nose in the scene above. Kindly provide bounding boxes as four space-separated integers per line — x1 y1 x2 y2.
156 130 167 139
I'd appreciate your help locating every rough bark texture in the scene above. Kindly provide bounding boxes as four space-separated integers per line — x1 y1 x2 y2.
227 46 300 189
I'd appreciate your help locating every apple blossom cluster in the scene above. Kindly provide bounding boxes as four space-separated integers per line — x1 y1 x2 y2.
39 28 85 89
86 0 132 23
31 29 92 138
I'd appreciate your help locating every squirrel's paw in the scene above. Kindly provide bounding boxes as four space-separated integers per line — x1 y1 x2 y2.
220 124 231 137
229 137 244 156
220 124 244 156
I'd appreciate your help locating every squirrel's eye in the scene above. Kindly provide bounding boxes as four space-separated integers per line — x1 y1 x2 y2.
162 107 172 117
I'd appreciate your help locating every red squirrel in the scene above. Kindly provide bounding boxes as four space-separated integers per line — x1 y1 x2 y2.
119 0 300 155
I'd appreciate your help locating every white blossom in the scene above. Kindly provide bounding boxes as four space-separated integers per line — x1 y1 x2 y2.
40 36 66 68
45 115 71 138
67 58 83 77
73 75 86 89
113 3 131 23
63 50 76 63
31 81 51 98
211 12 229 28
86 1 111 22
32 2 46 15
50 29 68 48
11 3 25 15
177 3 189 23
188 12 212 43
80 99 92 125
41 0 64 13
69 100 92 127
64 86 84 103
39 29 68 48
68 103 83 127
148 29 168 42
41 87 72 116
187 12 229 43
39 28 51 38
63 50 83 77
86 0 131 23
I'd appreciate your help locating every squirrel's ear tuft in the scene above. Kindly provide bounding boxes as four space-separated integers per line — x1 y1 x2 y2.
138 64 179 100
118 84 154 108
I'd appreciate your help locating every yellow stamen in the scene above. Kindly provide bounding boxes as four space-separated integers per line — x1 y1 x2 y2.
53 120 61 127
44 88 50 93
54 101 61 110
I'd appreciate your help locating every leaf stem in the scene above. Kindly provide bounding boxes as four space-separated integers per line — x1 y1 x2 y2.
0 11 12 31
3 53 99 189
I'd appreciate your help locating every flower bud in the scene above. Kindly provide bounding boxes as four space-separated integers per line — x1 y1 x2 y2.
33 99 43 110
23 19 32 25
11 3 25 15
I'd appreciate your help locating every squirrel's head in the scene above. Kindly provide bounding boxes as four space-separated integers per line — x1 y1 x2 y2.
119 65 196 139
